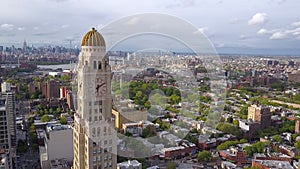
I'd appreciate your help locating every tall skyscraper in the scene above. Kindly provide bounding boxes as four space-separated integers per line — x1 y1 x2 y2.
23 40 27 52
1 82 16 159
0 96 13 169
73 28 117 169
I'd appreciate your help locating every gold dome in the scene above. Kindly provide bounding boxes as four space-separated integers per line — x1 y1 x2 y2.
81 28 105 47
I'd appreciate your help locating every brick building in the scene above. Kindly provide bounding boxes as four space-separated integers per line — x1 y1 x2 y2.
248 105 271 128
219 148 247 165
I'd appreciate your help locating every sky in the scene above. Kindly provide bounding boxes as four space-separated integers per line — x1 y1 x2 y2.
1 0 300 55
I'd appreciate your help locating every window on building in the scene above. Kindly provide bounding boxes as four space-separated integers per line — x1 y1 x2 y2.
92 128 96 136
94 61 97 69
98 61 101 69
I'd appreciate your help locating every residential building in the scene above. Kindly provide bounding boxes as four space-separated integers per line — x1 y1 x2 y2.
252 159 293 169
40 124 73 169
112 108 147 129
248 104 271 128
295 119 300 134
117 160 142 169
219 147 247 165
0 97 12 169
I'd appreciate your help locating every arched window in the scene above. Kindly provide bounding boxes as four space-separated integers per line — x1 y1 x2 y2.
98 61 101 69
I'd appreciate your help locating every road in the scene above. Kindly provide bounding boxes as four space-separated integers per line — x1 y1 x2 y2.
16 100 40 169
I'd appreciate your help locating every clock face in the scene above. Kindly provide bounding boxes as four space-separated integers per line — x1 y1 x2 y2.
96 78 106 95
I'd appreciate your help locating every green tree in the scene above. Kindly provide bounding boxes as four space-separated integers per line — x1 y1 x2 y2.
170 94 180 104
184 133 198 144
56 107 62 114
245 141 270 156
37 104 42 110
272 135 282 143
294 94 300 102
150 93 166 106
166 162 177 169
295 141 300 149
197 150 212 162
216 122 243 138
233 119 239 127
217 141 239 150
141 125 157 138
17 140 29 153
60 115 68 125
41 114 51 122
292 134 299 141
226 117 233 123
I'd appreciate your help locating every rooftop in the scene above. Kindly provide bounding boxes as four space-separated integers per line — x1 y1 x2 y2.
253 159 293 169
117 160 141 168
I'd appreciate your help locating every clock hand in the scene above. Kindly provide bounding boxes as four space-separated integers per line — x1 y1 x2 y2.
98 83 105 88
96 83 105 91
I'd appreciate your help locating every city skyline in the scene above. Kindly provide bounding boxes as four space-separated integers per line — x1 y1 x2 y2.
1 0 300 55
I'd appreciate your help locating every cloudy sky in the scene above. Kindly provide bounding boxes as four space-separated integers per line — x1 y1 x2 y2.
1 0 300 55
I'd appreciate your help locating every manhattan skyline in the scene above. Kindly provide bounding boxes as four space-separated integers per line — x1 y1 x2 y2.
1 0 300 55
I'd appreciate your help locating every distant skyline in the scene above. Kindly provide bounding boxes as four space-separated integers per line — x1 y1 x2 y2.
1 0 300 55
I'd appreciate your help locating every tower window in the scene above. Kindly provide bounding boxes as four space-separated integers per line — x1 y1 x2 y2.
92 128 96 136
94 61 97 69
97 127 100 136
85 60 88 65
98 61 101 69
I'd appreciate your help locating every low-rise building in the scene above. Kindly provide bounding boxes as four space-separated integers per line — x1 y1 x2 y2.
40 124 73 169
117 160 142 169
219 147 247 165
252 159 293 169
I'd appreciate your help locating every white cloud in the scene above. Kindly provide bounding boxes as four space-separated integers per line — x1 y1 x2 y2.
239 34 249 40
125 17 140 25
285 27 300 35
257 28 275 35
0 23 14 31
61 24 69 29
291 21 300 27
270 31 287 39
248 13 268 26
17 27 25 31
229 18 242 24
165 0 196 9
33 27 39 30
198 27 208 34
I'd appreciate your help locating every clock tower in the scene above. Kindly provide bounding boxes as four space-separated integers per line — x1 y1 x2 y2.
73 28 117 169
